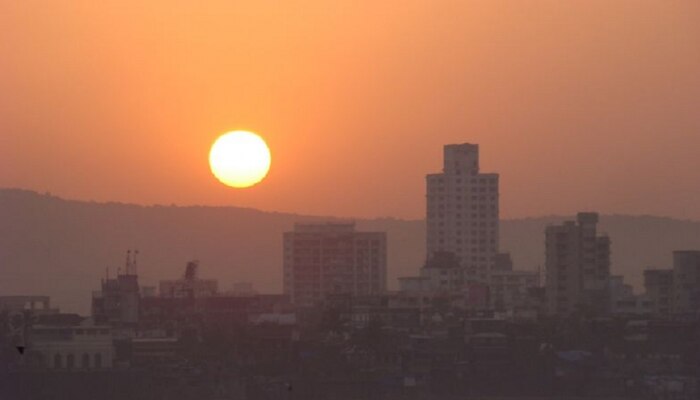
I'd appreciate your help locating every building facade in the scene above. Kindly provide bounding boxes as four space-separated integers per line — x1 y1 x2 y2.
545 212 611 316
283 222 387 305
644 268 674 316
419 251 464 291
30 322 114 370
672 250 700 314
426 144 499 285
490 269 539 312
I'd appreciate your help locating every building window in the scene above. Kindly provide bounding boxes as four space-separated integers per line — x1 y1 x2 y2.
54 354 63 369
82 353 90 369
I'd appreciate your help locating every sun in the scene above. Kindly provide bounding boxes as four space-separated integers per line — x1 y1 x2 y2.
209 130 271 188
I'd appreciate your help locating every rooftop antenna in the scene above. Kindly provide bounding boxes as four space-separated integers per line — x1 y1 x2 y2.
125 250 131 275
132 249 139 276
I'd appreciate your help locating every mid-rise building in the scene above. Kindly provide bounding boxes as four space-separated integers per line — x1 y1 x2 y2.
644 268 674 316
426 143 499 285
91 251 140 330
545 212 611 316
283 222 387 305
672 250 700 314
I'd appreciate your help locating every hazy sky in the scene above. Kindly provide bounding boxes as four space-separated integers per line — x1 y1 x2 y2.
1 1 699 219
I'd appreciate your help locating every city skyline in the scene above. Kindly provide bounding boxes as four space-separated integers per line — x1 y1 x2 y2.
2 139 698 315
3 2 700 398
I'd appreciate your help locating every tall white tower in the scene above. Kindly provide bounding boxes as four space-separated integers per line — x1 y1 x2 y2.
426 144 499 285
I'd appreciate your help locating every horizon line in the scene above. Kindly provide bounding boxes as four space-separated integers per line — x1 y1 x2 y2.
1 186 697 223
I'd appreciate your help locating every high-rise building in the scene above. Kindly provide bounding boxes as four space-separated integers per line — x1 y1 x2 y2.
283 222 387 305
545 213 611 316
672 250 700 314
426 144 499 284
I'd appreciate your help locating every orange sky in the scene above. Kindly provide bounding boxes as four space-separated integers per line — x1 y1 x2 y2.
1 1 699 219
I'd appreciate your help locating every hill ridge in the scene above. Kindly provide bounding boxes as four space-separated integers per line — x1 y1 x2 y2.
1 188 699 314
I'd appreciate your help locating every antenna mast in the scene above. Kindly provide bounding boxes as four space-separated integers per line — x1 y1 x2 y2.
132 249 139 275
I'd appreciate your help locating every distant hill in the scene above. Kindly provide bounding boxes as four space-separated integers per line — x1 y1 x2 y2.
1 189 699 314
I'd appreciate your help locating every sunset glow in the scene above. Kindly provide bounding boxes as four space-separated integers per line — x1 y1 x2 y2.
1 1 700 218
1 3 700 396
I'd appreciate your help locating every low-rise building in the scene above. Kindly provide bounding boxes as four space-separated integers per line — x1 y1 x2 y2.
418 251 464 291
490 269 539 312
29 319 114 370
609 275 653 315
0 296 60 316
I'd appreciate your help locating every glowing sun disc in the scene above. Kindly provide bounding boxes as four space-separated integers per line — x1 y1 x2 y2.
209 130 271 188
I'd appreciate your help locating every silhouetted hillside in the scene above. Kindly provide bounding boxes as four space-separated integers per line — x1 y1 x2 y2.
1 189 699 313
